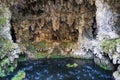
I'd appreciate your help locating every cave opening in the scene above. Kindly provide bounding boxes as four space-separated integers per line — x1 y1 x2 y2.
10 0 96 55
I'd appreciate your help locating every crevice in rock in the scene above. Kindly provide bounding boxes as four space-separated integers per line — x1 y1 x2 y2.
10 20 16 43
92 16 97 39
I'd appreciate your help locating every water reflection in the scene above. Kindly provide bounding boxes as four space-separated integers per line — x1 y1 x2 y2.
2 58 114 80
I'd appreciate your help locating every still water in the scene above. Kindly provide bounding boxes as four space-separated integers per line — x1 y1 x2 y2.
2 58 114 80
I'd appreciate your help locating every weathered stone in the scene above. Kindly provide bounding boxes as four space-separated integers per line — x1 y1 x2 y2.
10 0 96 56
0 3 21 77
113 52 120 64
94 56 114 70
116 44 120 53
113 65 120 80
113 70 120 80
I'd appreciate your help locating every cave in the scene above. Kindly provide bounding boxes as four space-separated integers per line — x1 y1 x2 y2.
1 0 120 80
10 0 96 55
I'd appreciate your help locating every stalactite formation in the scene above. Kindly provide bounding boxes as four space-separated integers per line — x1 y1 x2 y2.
10 0 96 55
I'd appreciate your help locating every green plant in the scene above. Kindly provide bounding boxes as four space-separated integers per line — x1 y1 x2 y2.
35 41 46 49
0 35 17 77
0 8 4 15
60 42 72 48
27 43 35 53
0 36 13 51
12 71 26 80
115 38 120 44
101 38 120 53
18 56 27 62
66 63 78 68
101 39 116 53
0 17 6 26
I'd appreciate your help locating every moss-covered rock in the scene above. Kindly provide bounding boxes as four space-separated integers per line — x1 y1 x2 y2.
11 71 26 80
0 4 21 77
101 38 120 53
94 56 114 70
0 17 6 26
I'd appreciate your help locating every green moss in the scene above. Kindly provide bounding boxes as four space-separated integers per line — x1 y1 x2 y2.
0 18 7 26
0 58 17 77
0 35 17 77
0 71 6 77
26 43 35 53
34 40 47 49
115 38 120 44
101 38 120 53
34 53 45 59
95 63 112 70
34 52 65 59
0 8 4 15
101 39 115 53
0 36 13 52
47 54 65 58
60 42 73 48
26 41 47 53
66 63 78 68
0 27 4 31
12 71 26 80
18 56 27 62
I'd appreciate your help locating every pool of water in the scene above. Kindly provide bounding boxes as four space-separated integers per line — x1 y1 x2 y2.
1 58 114 80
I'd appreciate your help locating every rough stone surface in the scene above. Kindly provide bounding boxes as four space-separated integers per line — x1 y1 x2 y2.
11 0 96 57
0 4 21 77
113 65 120 80
94 56 114 70
94 0 120 79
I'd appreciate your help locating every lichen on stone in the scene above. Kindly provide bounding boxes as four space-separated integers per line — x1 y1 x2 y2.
101 38 120 54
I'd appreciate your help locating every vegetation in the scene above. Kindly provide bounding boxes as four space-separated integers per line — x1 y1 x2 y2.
35 41 46 49
0 56 17 77
0 8 4 15
0 35 17 77
27 43 35 53
101 38 120 53
0 36 13 52
18 56 27 62
66 63 78 68
60 42 72 48
11 71 26 80
0 17 6 26
95 62 113 70
26 41 47 53
34 52 65 59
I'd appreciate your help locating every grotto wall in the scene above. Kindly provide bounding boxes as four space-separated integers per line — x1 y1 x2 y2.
11 0 96 58
0 3 21 77
94 0 120 79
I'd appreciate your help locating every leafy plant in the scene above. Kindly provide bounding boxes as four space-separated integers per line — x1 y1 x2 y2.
0 35 17 77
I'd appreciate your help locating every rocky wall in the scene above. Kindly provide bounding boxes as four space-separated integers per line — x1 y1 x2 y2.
94 0 120 79
0 3 21 77
10 0 96 57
